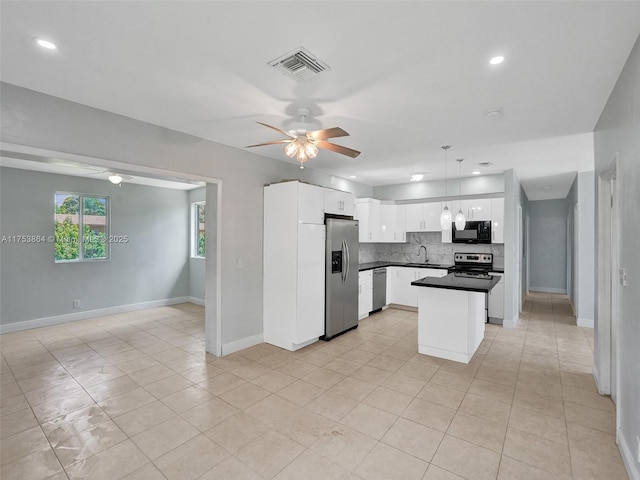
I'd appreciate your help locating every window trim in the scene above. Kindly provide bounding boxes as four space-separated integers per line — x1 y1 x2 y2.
54 192 110 263
191 201 206 259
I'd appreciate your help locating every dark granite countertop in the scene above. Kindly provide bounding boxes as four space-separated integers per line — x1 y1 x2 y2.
411 273 500 293
359 261 453 272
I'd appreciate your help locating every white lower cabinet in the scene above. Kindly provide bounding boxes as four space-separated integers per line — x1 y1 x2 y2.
359 270 373 319
488 272 504 321
387 267 448 308
395 268 419 307
386 267 398 305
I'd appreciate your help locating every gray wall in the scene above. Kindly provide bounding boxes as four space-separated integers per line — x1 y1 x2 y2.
566 171 595 324
0 167 190 324
503 169 528 327
0 83 373 348
528 199 570 293
372 174 504 201
188 187 206 302
594 33 640 478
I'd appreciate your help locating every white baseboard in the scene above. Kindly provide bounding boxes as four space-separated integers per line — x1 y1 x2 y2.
502 314 519 329
592 363 610 396
577 317 594 328
0 297 193 334
221 333 264 356
619 430 640 480
187 296 205 306
529 287 568 294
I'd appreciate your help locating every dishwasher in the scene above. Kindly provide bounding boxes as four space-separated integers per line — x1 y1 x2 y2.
372 268 387 312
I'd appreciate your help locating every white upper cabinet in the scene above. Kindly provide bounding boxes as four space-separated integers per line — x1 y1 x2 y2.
356 199 405 243
324 189 355 216
405 203 424 232
405 202 442 232
460 198 492 221
491 197 505 244
423 202 442 231
355 198 380 243
380 204 406 243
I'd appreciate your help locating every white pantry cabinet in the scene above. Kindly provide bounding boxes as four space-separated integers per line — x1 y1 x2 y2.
263 181 326 351
325 188 355 217
491 198 504 244
358 270 373 319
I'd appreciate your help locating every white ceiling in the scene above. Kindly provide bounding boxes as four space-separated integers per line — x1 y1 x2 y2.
1 1 639 200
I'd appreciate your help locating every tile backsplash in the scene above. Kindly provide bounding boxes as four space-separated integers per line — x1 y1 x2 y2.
359 232 504 266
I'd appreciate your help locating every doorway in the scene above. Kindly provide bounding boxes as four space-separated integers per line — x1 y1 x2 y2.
0 143 223 356
596 157 619 436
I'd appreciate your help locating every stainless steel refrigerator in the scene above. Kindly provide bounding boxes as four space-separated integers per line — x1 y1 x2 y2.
324 217 359 340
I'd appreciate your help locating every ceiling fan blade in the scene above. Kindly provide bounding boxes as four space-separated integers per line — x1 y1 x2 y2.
307 127 349 140
245 140 292 148
316 140 361 158
256 121 297 139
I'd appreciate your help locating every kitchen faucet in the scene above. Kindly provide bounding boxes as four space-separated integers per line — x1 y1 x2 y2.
418 245 428 263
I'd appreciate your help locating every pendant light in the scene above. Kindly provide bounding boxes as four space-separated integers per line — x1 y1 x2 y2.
439 146 452 230
454 158 466 230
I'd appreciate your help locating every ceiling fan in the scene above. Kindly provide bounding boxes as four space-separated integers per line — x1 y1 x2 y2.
246 107 361 169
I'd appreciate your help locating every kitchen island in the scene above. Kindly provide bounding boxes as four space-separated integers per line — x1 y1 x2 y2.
411 273 500 364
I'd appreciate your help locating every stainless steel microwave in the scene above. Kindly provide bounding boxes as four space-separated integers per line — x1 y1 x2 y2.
452 220 492 244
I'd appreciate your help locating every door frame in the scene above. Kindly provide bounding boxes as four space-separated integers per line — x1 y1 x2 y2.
595 155 620 435
0 143 224 356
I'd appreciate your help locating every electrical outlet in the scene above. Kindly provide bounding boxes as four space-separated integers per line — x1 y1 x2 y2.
236 259 243 270
619 268 627 287
73 299 80 308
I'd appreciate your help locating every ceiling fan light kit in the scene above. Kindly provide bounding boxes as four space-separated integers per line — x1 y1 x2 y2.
108 174 123 185
246 107 360 169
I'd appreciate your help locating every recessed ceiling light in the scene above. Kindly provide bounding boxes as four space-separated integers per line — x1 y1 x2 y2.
410 173 425 182
472 171 481 175
536 185 553 191
485 108 503 119
34 38 58 50
489 56 504 65
478 162 493 167
349 175 357 179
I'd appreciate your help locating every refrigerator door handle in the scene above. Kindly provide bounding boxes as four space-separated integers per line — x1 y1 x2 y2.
340 240 347 283
344 239 350 283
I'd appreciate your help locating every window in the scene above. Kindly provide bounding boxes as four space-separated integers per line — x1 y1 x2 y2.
192 202 206 258
55 193 109 262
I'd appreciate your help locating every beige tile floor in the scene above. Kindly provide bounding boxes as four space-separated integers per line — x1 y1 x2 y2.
0 293 629 480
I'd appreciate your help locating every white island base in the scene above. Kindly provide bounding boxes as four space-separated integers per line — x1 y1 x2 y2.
417 287 485 364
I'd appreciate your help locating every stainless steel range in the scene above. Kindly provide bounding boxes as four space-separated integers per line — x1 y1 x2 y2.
449 253 494 322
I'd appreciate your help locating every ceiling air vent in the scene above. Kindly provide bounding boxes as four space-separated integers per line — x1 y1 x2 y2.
268 47 330 82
